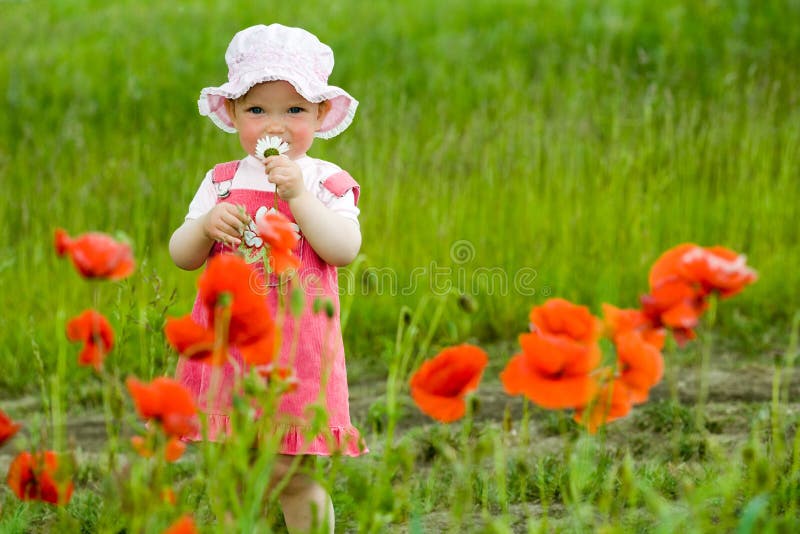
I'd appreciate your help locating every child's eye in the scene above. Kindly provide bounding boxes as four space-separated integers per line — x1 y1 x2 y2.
288 106 304 114
247 106 264 114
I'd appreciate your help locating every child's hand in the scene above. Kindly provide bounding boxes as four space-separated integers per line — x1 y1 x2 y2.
201 202 251 246
264 155 304 200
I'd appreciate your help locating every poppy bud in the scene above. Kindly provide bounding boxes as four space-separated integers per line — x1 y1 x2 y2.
468 394 480 415
502 404 513 434
457 293 478 314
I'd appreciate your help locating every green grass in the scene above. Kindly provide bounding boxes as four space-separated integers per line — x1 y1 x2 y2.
2 0 800 531
1 0 798 394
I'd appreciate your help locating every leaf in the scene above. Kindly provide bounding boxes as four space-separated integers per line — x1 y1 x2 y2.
736 493 770 534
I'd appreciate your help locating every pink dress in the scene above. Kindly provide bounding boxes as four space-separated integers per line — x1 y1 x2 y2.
176 161 366 457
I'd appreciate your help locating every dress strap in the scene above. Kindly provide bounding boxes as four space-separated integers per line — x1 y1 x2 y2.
212 161 241 184
322 171 360 205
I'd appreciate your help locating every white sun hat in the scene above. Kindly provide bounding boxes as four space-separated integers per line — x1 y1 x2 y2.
198 24 358 139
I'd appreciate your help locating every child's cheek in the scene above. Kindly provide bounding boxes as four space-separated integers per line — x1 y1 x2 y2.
290 130 315 156
239 127 261 155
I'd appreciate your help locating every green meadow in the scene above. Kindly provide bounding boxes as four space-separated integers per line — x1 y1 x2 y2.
1 0 800 531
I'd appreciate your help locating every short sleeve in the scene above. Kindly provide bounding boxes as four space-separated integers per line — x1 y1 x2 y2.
316 171 360 223
185 169 216 220
322 171 360 205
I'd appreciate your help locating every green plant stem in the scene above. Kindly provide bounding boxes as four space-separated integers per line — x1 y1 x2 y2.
200 439 228 529
789 417 800 519
537 455 550 528
100 369 118 471
266 453 305 506
410 294 449 372
520 398 530 449
775 313 800 504
338 254 367 333
385 303 421 445
770 354 785 465
664 334 680 405
695 294 718 434
492 430 509 516
453 400 476 529
52 308 67 454
779 311 800 403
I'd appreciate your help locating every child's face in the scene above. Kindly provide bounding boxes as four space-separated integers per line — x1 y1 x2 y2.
225 80 330 160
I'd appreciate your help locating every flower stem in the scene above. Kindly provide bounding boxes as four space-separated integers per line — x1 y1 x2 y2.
771 312 800 466
385 304 417 445
663 334 684 461
694 294 718 434
52 308 67 454
101 369 118 471
664 334 679 405
789 408 800 518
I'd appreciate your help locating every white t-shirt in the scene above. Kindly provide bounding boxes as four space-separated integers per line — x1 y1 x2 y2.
185 155 360 222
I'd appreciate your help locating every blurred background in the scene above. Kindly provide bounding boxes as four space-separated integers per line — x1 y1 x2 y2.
1 0 798 396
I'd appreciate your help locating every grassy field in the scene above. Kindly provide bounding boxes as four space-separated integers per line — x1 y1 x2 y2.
1 0 800 531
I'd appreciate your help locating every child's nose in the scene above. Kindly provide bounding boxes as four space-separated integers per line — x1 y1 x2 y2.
264 116 284 134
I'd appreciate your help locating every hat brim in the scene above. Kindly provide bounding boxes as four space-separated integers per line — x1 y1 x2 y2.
198 69 358 139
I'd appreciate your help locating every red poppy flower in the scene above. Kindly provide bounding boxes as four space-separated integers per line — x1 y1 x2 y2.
644 243 757 345
529 298 602 344
164 437 187 462
615 331 663 404
573 379 633 434
66 309 114 370
165 314 225 366
679 245 758 298
165 253 276 366
163 515 198 534
256 210 301 274
640 277 706 345
502 300 602 409
130 434 185 462
54 228 135 280
409 344 489 423
6 450 74 505
501 331 601 409
601 304 665 350
126 377 198 438
648 243 699 289
0 409 21 447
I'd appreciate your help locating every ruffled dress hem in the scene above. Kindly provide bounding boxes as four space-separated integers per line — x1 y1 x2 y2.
182 413 368 457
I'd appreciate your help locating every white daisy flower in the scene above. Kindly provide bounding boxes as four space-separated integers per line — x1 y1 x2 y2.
255 136 290 163
242 206 269 248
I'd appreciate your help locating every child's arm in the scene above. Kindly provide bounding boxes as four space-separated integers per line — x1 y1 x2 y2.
265 155 361 266
289 191 362 267
169 203 251 270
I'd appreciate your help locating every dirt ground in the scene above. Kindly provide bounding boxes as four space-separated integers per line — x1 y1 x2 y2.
3 360 796 460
